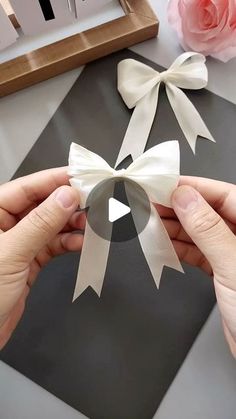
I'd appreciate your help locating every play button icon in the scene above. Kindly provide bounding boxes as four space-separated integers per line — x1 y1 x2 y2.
108 198 131 223
85 176 151 242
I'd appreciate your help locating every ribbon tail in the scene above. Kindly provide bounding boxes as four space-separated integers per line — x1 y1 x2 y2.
126 179 183 288
72 222 111 301
72 179 114 301
166 83 215 153
137 204 183 288
115 85 160 168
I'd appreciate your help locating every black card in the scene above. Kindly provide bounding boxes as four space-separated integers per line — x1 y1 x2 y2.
1 50 236 419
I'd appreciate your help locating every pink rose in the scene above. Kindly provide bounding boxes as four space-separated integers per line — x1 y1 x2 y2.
168 0 236 62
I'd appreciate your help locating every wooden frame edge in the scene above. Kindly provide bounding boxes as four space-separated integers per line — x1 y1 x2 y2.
0 0 159 97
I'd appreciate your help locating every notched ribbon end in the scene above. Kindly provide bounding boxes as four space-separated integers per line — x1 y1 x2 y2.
72 284 102 302
151 261 184 290
177 262 185 275
186 129 215 154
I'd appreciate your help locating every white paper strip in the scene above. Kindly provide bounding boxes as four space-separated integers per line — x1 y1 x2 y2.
9 0 75 35
0 2 18 51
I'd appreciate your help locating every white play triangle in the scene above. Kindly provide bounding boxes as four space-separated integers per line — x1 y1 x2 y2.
108 197 131 223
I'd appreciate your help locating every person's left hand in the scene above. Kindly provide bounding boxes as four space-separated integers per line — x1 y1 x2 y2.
0 168 84 349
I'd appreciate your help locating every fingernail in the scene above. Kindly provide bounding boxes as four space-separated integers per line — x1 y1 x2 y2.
55 187 75 208
172 186 199 210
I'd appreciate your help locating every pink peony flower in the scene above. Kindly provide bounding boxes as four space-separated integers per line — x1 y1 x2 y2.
168 0 236 62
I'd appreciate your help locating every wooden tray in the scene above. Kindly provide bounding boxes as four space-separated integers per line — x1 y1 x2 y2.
0 0 158 97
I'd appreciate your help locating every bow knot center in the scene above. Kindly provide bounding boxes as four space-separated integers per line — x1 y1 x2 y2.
159 70 169 83
114 168 126 177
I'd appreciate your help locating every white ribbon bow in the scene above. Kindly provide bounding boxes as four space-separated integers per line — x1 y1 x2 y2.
116 52 215 167
69 141 183 301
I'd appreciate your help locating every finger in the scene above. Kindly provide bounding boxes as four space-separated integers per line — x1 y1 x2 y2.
7 206 85 234
27 233 83 287
163 217 236 244
63 211 86 232
0 167 69 215
172 186 236 288
5 186 80 263
35 232 83 269
172 240 212 276
180 176 236 223
162 218 193 243
61 232 84 251
0 208 17 231
46 232 83 260
0 205 81 234
156 204 177 219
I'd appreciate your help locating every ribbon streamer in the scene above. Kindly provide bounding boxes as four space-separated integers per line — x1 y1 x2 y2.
116 52 215 167
69 141 183 301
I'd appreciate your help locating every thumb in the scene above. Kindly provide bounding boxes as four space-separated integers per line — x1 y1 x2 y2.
172 185 236 289
5 186 80 262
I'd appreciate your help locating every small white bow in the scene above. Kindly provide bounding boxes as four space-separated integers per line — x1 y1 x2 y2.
69 141 183 300
116 52 215 167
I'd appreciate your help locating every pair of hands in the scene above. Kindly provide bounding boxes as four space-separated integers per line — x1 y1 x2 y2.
0 169 235 358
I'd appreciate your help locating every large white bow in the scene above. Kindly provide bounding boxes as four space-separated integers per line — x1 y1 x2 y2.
116 52 215 167
69 141 183 301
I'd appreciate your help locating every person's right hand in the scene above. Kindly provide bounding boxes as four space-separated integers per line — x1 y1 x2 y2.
158 177 236 358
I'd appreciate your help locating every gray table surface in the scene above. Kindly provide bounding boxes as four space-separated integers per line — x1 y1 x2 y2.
0 1 236 418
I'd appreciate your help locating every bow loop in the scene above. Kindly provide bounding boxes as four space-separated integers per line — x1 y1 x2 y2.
118 59 159 108
68 143 112 174
68 142 114 207
126 141 180 206
167 52 208 89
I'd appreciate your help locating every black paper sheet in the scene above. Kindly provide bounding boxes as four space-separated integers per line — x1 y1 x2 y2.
1 49 236 419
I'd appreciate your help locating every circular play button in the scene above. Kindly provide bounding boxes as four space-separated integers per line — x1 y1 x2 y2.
85 177 151 242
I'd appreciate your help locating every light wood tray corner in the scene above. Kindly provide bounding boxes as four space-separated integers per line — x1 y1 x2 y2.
0 0 159 97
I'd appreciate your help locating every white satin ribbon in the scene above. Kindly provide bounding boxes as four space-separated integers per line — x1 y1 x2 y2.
116 52 215 167
68 141 183 301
